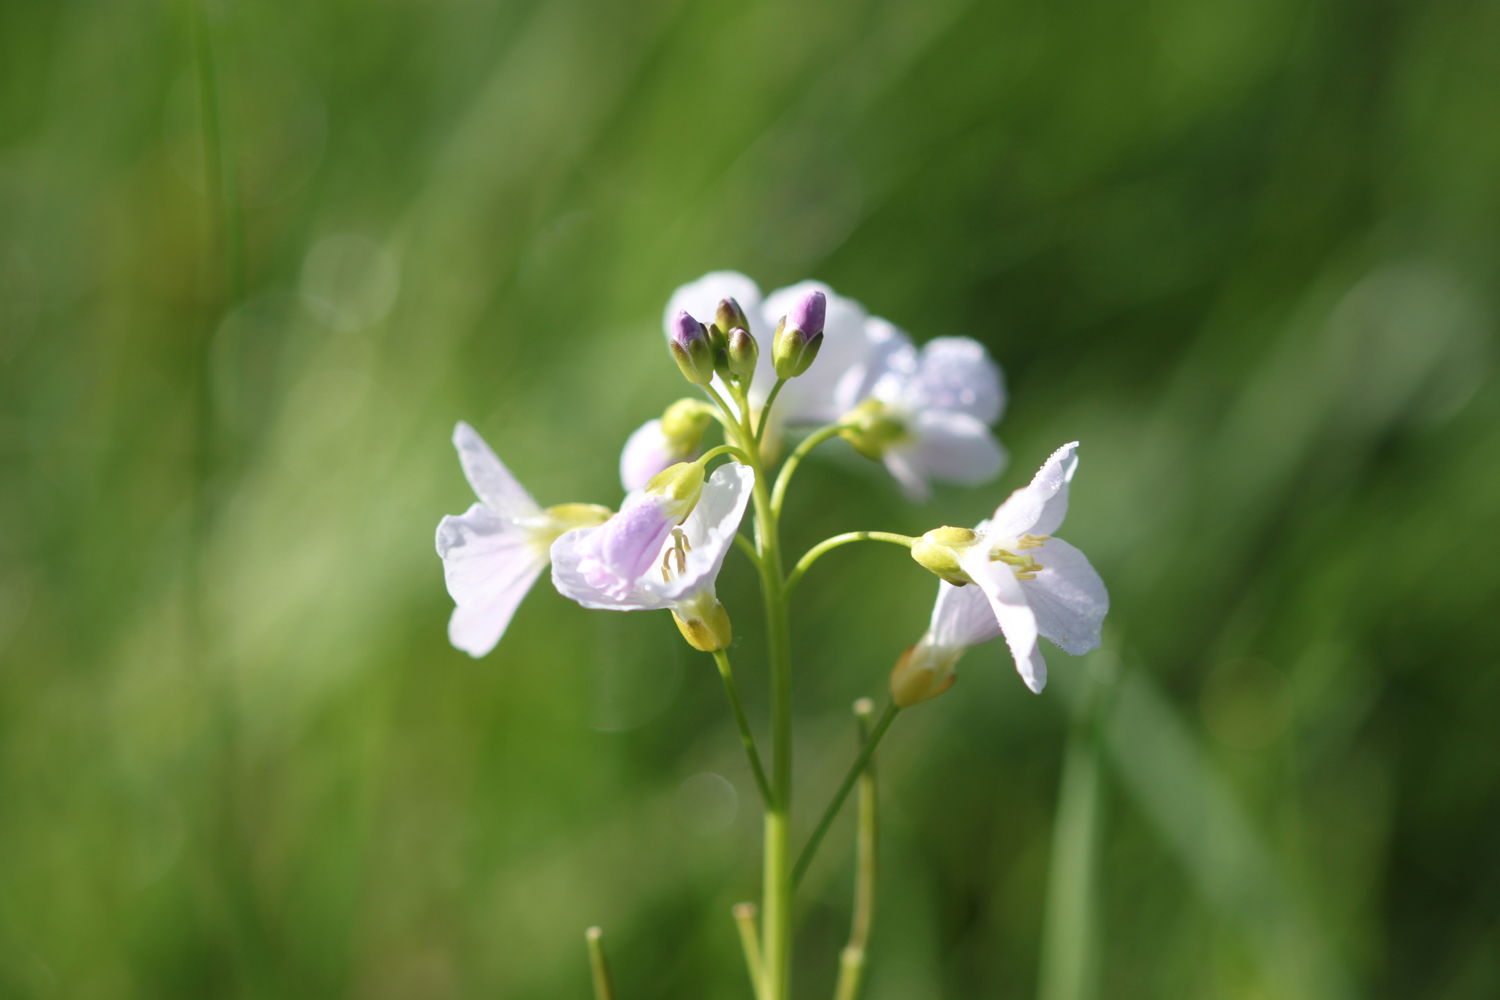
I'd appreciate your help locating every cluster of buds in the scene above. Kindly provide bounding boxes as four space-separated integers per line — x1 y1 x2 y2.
669 289 827 392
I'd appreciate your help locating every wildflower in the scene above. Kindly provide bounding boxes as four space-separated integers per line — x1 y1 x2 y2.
552 463 755 650
436 422 611 657
841 335 1007 501
619 399 715 493
569 461 707 603
908 442 1107 692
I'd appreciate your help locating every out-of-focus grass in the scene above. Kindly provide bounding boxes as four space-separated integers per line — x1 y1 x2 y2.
1 0 1498 997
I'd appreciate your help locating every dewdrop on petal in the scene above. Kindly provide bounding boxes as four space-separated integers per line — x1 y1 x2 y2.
772 289 826 379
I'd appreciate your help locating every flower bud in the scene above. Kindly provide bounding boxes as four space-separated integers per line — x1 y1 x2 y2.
726 327 758 379
644 460 707 519
838 398 908 460
660 398 714 447
669 310 717 385
889 640 961 708
672 593 733 652
771 290 826 379
713 297 752 338
910 525 979 585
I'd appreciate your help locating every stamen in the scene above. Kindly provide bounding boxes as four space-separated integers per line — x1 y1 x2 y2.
1015 534 1050 550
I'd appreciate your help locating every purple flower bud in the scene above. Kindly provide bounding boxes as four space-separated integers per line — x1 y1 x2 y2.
786 289 825 339
772 290 826 379
668 309 716 385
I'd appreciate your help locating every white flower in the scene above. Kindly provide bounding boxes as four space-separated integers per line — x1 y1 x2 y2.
436 422 611 657
956 442 1108 692
551 463 755 649
847 335 1008 501
907 442 1107 693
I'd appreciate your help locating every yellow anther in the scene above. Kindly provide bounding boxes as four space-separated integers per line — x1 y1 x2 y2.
1015 534 1050 550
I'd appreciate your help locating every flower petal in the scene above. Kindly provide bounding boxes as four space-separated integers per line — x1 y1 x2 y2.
928 579 1002 649
1020 645 1048 694
904 410 1008 488
572 495 679 602
832 316 912 415
453 421 540 518
960 547 1042 689
986 441 1079 540
550 527 668 611
645 463 754 602
620 418 687 493
436 503 547 656
906 336 1005 424
1022 538 1108 655
881 449 932 502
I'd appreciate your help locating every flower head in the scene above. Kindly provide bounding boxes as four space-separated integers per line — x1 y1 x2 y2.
842 336 1008 501
572 461 706 602
908 442 1108 692
436 422 610 657
552 463 755 650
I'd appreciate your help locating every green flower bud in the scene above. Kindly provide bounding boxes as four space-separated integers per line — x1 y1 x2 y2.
645 460 707 518
660 398 714 448
838 398 909 460
910 525 979 585
771 290 826 378
672 592 733 652
726 327 758 379
713 297 752 338
890 642 961 708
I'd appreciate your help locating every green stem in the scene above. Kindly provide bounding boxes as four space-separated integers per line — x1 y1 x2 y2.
792 703 900 889
771 422 846 516
734 533 762 569
755 378 788 443
733 903 766 1000
785 532 916 596
833 700 879 1000
714 650 772 809
585 927 616 1000
699 443 753 466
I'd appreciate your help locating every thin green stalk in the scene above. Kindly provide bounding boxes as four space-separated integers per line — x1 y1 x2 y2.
734 533 762 568
733 903 766 1000
585 927 616 1000
699 443 754 466
755 378 788 442
714 650 772 809
792 703 899 889
771 422 846 515
785 532 916 595
834 700 879 1000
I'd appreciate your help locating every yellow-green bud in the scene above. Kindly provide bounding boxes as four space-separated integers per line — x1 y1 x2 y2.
838 398 908 460
890 642 961 708
660 398 713 449
714 297 751 338
771 314 824 379
910 526 979 585
645 460 706 518
672 592 733 652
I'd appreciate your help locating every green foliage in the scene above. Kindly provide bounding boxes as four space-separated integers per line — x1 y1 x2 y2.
1 0 1497 997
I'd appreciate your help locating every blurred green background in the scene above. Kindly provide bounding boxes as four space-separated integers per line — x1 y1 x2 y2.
2 0 1498 997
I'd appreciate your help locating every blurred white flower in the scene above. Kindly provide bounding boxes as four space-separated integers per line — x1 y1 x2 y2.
435 422 609 657
843 335 1008 501
552 463 754 650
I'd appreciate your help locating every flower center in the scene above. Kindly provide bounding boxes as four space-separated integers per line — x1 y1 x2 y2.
990 534 1049 580
660 527 692 581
